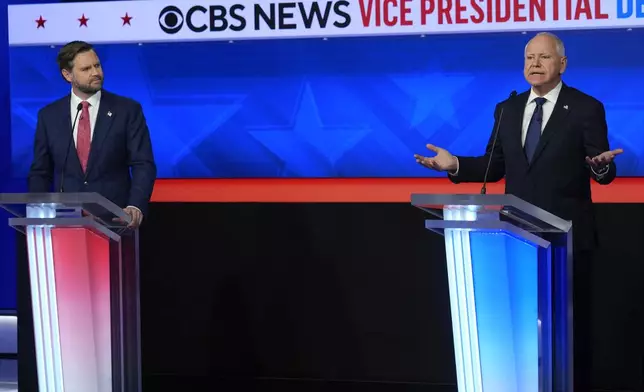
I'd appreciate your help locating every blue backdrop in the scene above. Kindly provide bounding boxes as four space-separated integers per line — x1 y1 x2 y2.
8 28 644 179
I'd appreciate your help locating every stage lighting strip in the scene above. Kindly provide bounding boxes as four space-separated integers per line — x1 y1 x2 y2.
26 205 64 392
443 206 483 392
0 315 17 355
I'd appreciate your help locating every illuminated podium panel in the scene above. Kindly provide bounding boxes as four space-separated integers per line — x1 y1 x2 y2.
411 194 573 392
0 192 141 392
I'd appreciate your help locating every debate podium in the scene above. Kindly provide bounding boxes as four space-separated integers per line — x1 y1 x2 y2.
0 192 141 392
411 193 573 392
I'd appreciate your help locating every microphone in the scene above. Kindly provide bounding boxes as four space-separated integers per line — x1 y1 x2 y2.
480 90 517 195
59 103 83 193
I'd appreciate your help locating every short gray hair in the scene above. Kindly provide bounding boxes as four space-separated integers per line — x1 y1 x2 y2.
525 32 566 57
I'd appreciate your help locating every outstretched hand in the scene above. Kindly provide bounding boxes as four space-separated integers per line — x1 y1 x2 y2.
414 144 458 172
585 148 623 169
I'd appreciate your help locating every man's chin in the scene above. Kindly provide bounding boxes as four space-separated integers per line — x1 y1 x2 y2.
526 75 545 85
79 85 102 95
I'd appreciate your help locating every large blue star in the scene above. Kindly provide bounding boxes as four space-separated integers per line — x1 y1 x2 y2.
391 72 474 137
169 98 245 166
249 83 371 176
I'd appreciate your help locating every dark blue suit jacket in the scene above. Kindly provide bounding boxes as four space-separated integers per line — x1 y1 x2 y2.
28 90 157 215
451 83 616 251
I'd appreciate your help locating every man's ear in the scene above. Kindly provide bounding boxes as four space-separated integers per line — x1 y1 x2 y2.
559 56 567 75
62 69 72 83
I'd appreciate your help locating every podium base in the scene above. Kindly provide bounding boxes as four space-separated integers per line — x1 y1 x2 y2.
16 229 141 392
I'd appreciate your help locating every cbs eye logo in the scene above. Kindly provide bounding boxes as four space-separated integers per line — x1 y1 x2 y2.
159 5 184 34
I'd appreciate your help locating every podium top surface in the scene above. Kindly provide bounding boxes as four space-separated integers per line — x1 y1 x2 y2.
0 192 131 228
411 193 572 233
0 192 119 206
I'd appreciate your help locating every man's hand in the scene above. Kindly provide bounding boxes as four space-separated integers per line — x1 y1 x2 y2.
585 148 623 170
414 144 458 172
124 206 143 228
113 206 143 228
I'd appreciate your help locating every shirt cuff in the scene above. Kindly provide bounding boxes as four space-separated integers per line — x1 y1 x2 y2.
590 164 609 178
448 157 459 176
126 205 143 217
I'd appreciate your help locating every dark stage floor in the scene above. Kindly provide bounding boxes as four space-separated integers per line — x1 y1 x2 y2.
15 202 644 392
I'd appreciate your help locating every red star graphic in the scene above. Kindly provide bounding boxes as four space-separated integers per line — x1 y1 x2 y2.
35 15 46 29
121 12 133 26
78 13 89 27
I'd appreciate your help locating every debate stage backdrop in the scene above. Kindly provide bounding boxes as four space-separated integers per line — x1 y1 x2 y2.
7 29 644 179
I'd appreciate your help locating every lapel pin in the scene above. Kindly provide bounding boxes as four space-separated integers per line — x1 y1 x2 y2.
107 111 112 117
563 105 568 110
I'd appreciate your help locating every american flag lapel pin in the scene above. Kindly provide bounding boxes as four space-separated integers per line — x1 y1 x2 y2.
107 111 112 117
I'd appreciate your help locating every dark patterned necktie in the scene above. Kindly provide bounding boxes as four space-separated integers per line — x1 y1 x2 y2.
524 97 547 163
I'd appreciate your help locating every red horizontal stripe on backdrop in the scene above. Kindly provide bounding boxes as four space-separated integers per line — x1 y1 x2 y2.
151 178 644 203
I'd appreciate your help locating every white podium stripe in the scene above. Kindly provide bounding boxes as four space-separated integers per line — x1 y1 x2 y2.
26 205 65 392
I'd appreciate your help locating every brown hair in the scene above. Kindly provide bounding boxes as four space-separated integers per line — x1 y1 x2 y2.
57 41 94 74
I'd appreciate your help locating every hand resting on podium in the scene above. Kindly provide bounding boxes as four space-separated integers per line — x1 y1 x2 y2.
112 206 143 229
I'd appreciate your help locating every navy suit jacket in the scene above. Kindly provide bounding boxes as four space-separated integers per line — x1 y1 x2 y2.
28 90 157 215
451 84 616 251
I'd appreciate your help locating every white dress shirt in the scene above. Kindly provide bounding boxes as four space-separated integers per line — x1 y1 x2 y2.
70 89 101 146
521 81 562 146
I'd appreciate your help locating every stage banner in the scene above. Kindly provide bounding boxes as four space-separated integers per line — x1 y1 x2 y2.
8 0 644 46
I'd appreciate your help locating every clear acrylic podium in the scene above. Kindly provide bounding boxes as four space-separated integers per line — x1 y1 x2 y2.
411 193 573 392
0 192 141 392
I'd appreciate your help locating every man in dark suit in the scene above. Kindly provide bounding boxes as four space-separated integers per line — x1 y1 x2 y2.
20 40 155 390
414 32 622 391
28 40 156 225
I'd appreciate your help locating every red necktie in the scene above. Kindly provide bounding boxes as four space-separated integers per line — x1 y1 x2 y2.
77 100 91 172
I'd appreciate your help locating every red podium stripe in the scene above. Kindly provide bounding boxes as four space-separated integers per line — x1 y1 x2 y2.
51 227 112 392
